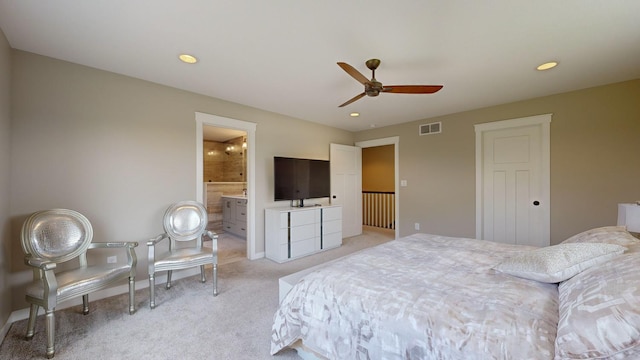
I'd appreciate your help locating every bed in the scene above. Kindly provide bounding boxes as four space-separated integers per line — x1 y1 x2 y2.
271 227 640 359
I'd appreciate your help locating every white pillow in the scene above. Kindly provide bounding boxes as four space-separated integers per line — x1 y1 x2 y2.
561 226 639 246
556 252 640 359
494 243 626 283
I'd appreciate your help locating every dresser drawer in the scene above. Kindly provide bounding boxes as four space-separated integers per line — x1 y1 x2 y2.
322 219 341 235
291 237 316 258
322 232 342 249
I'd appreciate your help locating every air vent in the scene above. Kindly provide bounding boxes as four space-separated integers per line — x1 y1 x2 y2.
419 122 442 136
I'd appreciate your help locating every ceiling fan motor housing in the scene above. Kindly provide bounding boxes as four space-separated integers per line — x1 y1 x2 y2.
365 81 383 97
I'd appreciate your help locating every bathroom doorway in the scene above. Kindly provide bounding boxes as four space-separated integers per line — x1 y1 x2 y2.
202 126 247 264
195 112 257 260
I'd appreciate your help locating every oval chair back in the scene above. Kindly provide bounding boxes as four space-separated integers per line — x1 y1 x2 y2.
21 209 93 264
163 201 208 247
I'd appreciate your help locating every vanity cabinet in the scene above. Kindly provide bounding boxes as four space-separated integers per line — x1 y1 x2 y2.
265 205 342 263
222 196 247 239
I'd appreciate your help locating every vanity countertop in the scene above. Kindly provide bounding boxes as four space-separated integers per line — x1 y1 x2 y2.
222 195 247 200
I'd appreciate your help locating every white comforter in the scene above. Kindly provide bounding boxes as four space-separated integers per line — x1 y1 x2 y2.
271 233 559 359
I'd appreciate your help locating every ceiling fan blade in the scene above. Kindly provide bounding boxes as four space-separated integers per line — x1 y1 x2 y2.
338 92 366 107
337 62 369 85
382 85 443 94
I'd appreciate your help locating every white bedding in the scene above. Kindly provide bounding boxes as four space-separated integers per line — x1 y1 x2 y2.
271 233 560 359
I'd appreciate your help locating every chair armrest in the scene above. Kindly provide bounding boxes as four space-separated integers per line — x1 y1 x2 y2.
24 256 57 271
89 241 139 249
206 231 218 254
147 233 168 273
147 233 168 247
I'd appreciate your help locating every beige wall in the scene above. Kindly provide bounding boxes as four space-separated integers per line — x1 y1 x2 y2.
355 79 640 243
6 50 353 312
3 42 638 320
0 27 11 332
362 145 394 192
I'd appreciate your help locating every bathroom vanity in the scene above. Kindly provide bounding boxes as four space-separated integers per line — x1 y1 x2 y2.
222 195 247 239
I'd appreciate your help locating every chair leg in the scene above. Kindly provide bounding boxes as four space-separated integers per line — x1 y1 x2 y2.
128 276 136 315
26 304 39 340
82 295 89 315
213 264 218 297
45 309 55 359
149 274 156 309
166 270 173 289
200 265 206 283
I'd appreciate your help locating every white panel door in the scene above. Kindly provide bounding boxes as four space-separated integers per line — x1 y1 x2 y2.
476 114 550 247
330 143 362 238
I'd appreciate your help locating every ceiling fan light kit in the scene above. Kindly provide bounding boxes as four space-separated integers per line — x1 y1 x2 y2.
337 58 443 107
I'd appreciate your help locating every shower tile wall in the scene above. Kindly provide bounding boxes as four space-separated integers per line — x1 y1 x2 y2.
203 137 246 183
203 136 247 231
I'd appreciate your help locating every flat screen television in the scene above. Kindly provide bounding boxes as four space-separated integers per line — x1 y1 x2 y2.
274 156 330 207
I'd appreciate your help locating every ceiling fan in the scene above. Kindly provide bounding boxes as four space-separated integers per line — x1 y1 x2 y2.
337 59 443 107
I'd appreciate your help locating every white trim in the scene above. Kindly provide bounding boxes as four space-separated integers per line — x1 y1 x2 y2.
355 136 400 240
195 112 259 260
474 113 551 242
474 113 551 132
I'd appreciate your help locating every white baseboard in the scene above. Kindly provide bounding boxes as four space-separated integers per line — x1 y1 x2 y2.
0 316 11 345
1 267 201 342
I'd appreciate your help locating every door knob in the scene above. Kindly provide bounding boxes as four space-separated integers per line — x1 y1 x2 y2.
533 201 540 206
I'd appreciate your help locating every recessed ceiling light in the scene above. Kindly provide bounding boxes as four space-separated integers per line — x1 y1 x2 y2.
350 112 360 117
179 54 198 64
536 61 558 71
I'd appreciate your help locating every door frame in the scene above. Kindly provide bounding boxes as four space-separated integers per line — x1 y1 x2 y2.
195 112 258 260
474 113 551 243
355 136 400 240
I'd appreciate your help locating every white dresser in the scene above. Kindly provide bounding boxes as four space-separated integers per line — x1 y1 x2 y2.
265 205 342 263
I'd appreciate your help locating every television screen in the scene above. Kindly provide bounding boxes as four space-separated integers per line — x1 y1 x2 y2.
308 159 330 198
274 157 330 204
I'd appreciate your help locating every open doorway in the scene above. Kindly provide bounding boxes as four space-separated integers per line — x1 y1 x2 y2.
195 112 258 260
202 125 248 265
355 136 400 239
361 144 396 239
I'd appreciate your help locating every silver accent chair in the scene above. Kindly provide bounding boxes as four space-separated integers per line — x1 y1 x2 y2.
147 200 218 309
20 209 138 359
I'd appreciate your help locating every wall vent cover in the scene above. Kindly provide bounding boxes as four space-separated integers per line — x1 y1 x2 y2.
419 122 442 136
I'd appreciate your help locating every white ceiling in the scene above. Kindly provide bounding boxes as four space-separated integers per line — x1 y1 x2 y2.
1 1 639 132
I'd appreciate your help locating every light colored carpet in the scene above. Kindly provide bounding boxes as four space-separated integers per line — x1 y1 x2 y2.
214 232 249 266
0 227 394 359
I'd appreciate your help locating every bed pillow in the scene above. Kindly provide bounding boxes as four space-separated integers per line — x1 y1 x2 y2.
494 243 626 283
561 226 639 246
556 252 640 359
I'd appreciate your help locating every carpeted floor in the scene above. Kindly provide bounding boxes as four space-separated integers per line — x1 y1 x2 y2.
0 227 394 359
214 231 249 265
